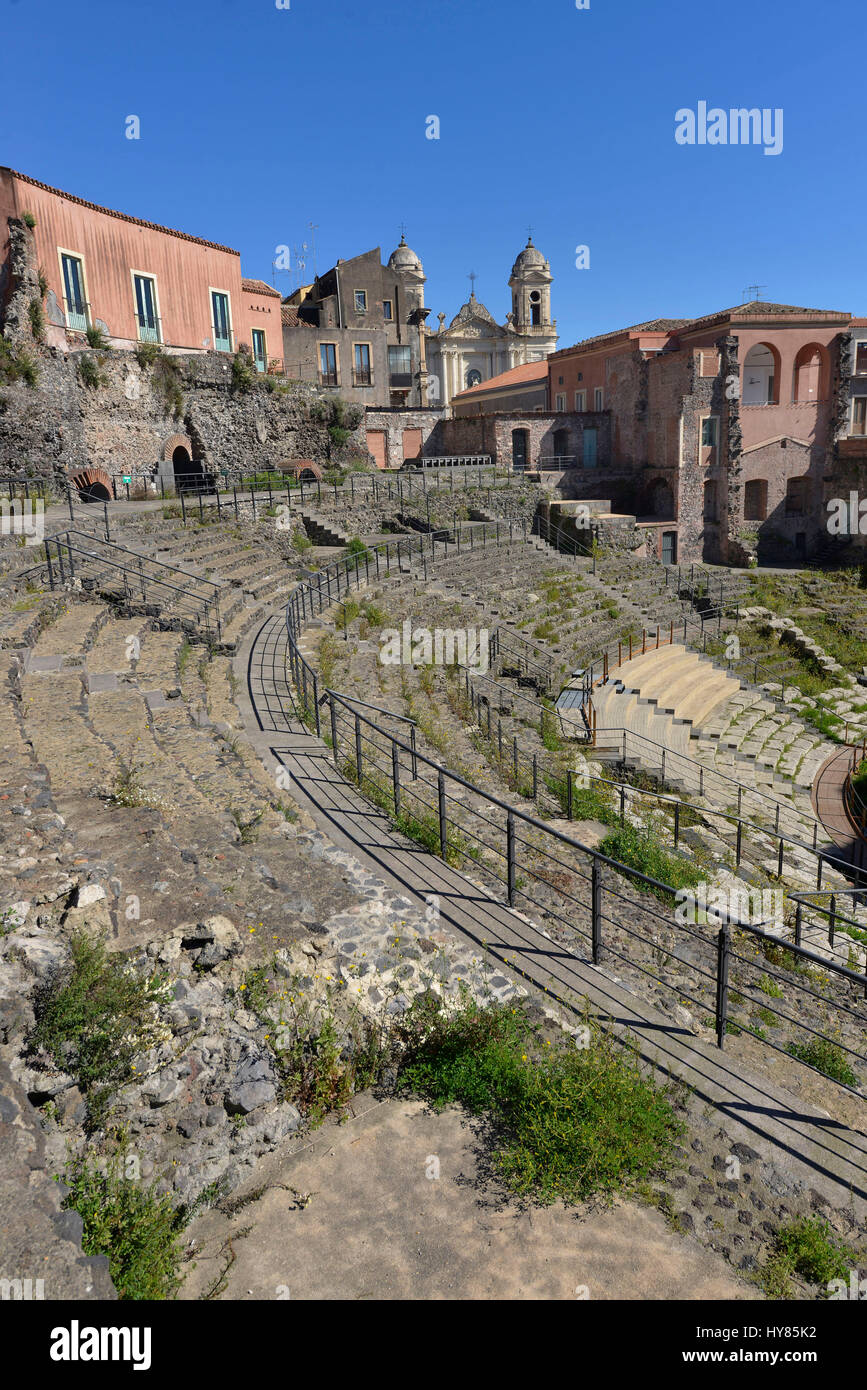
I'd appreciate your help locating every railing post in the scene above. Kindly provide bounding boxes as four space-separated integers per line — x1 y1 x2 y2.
715 921 731 1049
567 768 574 819
392 739 401 816
735 819 742 866
330 696 339 766
507 812 516 906
410 723 418 780
312 672 321 736
437 769 447 859
591 859 602 963
354 711 363 781
674 800 680 846
828 894 836 947
532 753 538 800
794 899 803 947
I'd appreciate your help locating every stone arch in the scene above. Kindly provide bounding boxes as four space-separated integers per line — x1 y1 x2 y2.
70 467 113 502
160 433 194 463
276 458 323 482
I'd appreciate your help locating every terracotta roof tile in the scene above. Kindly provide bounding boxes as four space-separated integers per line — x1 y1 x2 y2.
453 360 547 398
281 304 315 328
550 319 688 359
242 277 281 298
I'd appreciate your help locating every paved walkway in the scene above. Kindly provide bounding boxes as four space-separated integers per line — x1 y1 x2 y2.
238 613 867 1217
813 747 867 878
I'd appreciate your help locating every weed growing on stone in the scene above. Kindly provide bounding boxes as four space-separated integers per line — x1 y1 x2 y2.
785 1036 858 1087
760 1216 858 1298
598 821 704 902
60 1149 184 1300
29 931 172 1131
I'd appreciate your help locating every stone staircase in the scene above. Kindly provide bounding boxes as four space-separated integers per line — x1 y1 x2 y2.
592 644 743 754
296 508 351 547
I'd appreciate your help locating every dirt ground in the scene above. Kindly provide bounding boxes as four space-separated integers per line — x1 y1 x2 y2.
179 1096 760 1302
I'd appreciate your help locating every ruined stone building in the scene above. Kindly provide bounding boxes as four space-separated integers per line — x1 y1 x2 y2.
546 302 866 564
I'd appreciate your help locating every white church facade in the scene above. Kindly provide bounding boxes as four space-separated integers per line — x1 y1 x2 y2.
424 238 558 410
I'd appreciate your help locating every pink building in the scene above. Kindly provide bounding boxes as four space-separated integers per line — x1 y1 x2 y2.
0 167 283 371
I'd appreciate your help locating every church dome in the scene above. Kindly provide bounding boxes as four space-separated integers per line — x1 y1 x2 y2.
388 235 423 274
511 237 547 275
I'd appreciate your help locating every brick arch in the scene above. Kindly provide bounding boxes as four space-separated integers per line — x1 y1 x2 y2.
276 458 322 481
70 466 113 501
161 433 193 462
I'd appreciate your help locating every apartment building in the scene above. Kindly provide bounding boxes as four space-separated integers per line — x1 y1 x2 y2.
0 167 283 370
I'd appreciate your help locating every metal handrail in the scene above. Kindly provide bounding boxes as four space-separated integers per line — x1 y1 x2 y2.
59 529 220 597
45 532 222 640
280 541 867 1085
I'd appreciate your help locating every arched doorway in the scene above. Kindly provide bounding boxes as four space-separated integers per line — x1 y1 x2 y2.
172 445 204 491
553 428 570 461
70 467 113 503
276 459 323 484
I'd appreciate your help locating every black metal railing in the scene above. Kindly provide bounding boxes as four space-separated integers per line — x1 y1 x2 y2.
42 530 222 641
280 540 867 1094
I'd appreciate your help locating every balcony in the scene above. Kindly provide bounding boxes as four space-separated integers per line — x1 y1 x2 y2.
388 373 412 390
319 370 339 388
63 297 91 333
352 369 374 388
135 312 162 345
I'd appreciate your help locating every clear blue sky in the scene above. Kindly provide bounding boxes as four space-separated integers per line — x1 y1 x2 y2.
3 0 863 348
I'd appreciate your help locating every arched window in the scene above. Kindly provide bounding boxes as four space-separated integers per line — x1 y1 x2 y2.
466 368 482 389
793 344 826 403
742 343 780 405
529 289 541 326
703 480 717 520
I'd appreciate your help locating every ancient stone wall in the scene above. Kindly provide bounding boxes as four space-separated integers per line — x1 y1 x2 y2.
0 346 367 482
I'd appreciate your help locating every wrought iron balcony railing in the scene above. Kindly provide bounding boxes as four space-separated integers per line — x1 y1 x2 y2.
63 297 91 333
135 312 162 344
